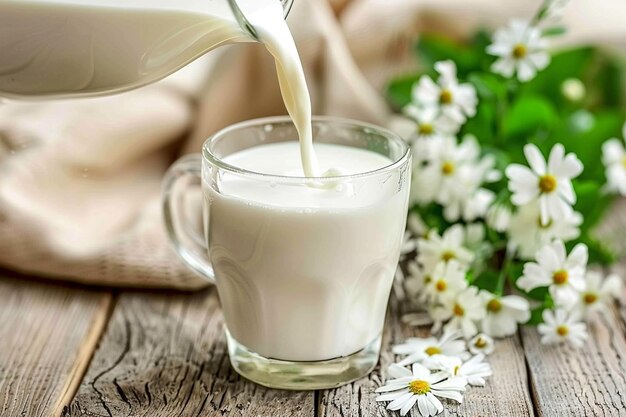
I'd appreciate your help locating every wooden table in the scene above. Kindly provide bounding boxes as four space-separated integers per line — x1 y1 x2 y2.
2 202 626 417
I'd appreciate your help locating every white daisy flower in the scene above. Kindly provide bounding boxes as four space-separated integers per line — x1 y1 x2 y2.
418 135 499 212
486 203 512 233
423 354 493 387
517 240 587 306
404 104 458 140
487 19 550 82
421 260 469 304
507 202 582 260
538 308 588 348
479 291 531 337
506 143 583 226
376 363 467 417
412 136 476 206
432 286 485 339
601 123 626 196
572 270 622 319
412 60 478 126
393 330 470 366
417 225 474 272
468 333 495 355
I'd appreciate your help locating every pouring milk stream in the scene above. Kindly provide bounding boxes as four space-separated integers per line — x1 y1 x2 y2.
0 0 321 176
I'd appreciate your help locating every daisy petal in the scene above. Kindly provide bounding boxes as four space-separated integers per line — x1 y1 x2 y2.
524 144 546 175
400 394 418 416
389 364 414 379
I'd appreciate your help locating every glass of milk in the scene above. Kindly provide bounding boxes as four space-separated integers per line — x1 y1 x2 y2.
163 116 411 390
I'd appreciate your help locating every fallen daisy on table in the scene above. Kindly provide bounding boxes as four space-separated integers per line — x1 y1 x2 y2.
479 291 531 338
468 333 495 355
419 260 469 304
423 353 493 387
376 363 467 417
393 330 470 366
572 270 622 319
430 286 486 339
537 308 588 348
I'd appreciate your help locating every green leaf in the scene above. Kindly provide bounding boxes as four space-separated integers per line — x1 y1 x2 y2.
542 26 567 37
472 269 500 293
527 306 546 325
416 34 480 77
520 47 595 101
468 72 506 99
387 73 421 109
525 287 550 302
558 111 624 182
461 101 496 145
596 57 625 107
502 95 557 139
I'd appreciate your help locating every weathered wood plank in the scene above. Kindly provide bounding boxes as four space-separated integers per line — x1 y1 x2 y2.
318 297 535 417
521 307 626 416
63 288 315 417
0 275 112 417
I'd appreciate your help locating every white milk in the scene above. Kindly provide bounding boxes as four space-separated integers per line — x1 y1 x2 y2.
0 0 319 175
205 142 409 361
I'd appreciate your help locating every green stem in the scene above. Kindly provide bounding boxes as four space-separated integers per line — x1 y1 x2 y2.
495 245 515 295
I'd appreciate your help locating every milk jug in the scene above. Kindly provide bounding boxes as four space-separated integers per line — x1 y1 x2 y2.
0 0 293 98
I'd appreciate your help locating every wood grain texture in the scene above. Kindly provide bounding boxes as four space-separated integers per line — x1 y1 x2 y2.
0 275 112 417
521 307 626 417
318 297 535 417
63 287 315 417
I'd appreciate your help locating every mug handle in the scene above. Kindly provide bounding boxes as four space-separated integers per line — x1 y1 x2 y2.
162 154 215 283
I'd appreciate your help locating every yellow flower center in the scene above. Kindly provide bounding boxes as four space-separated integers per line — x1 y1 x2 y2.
435 280 447 292
537 217 553 229
487 299 503 313
453 303 465 316
584 293 598 305
553 270 569 285
622 156 626 169
424 346 441 356
474 337 487 349
441 161 455 175
408 379 431 395
418 123 434 135
439 89 453 104
512 43 528 59
453 365 461 376
556 325 569 336
441 250 456 261
538 174 557 193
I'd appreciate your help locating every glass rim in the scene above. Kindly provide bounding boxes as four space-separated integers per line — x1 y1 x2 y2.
202 115 411 181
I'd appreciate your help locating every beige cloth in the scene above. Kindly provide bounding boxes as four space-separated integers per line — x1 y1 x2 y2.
0 0 624 289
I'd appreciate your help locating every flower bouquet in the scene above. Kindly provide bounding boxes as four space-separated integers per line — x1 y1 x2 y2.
377 0 625 415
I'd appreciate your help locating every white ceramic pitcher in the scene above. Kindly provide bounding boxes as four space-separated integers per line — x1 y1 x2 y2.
0 0 293 99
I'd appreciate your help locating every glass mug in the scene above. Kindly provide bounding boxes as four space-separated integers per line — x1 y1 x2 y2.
163 116 411 389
